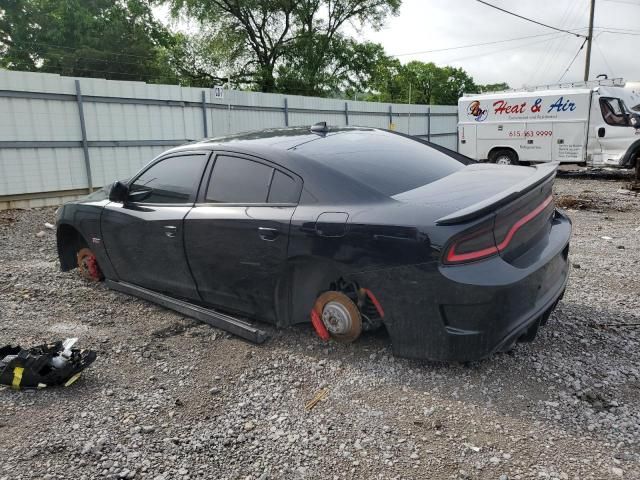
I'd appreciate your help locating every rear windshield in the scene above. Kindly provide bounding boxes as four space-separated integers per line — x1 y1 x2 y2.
291 129 465 196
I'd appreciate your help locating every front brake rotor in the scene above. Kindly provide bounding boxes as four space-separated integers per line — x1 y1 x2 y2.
77 247 103 282
313 291 362 343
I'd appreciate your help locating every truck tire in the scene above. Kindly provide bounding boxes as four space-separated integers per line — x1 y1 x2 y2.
490 149 519 166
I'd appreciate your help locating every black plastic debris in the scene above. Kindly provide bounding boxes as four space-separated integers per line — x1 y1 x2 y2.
0 338 96 390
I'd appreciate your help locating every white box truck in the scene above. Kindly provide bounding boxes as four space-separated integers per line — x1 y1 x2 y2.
457 79 640 171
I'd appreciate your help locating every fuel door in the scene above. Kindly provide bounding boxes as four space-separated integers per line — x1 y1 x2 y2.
315 212 349 237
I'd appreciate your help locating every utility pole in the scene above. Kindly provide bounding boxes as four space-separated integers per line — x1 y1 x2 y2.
584 0 596 81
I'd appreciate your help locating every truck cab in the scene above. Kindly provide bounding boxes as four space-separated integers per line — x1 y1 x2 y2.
590 85 640 168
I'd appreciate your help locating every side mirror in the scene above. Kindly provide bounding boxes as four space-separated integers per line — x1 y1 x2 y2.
630 113 640 129
598 127 606 138
108 181 129 203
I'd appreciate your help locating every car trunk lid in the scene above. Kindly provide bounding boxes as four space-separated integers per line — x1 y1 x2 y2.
392 162 559 264
392 162 557 224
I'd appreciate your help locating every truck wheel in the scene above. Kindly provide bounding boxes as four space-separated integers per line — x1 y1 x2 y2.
490 149 519 166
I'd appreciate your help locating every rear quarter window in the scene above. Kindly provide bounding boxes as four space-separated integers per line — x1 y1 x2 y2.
268 171 301 204
292 130 464 196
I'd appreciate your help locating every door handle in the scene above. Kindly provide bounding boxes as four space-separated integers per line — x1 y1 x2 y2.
258 227 279 241
163 225 177 238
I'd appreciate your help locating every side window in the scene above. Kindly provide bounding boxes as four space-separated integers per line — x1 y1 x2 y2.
268 170 301 204
129 154 207 204
600 98 628 127
207 156 273 203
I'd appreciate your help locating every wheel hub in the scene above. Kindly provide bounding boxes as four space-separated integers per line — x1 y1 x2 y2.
496 156 511 165
322 301 352 335
77 247 102 281
311 291 362 343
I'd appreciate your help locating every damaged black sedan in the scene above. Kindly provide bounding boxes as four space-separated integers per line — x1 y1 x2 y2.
56 125 571 362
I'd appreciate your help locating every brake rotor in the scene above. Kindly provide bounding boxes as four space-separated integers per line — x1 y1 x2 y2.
77 247 103 282
312 291 362 343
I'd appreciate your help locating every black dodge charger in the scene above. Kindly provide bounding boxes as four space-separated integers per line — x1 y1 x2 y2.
56 125 571 362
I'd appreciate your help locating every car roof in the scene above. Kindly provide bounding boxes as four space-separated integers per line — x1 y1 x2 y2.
201 126 388 150
168 125 465 169
160 126 466 204
160 127 390 203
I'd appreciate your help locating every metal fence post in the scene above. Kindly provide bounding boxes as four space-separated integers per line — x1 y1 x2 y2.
74 80 93 192
201 90 208 137
284 98 289 127
388 105 393 128
455 111 459 152
427 106 431 142
345 102 349 126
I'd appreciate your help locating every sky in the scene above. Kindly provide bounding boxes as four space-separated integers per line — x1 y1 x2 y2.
358 0 640 88
156 0 640 90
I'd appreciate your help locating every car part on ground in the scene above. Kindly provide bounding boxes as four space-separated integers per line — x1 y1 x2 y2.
0 338 97 389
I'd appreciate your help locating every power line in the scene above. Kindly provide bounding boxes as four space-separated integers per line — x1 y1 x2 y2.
476 0 588 39
534 0 582 84
597 29 640 36
5 40 161 61
595 38 615 78
390 31 578 57
445 34 567 64
602 0 640 5
594 26 640 33
558 37 588 82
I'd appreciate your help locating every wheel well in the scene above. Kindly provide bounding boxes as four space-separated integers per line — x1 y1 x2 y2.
56 224 87 271
631 146 640 169
280 257 341 327
488 147 518 162
281 257 387 335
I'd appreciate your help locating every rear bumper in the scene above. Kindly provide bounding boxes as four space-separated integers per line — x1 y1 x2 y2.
374 210 572 362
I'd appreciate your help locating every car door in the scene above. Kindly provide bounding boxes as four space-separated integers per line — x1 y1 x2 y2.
184 153 302 323
101 152 210 300
595 97 636 163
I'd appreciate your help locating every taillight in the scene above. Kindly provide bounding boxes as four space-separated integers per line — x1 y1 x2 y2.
443 195 554 265
444 220 498 264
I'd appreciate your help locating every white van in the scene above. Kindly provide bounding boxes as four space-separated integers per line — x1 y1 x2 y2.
458 79 640 169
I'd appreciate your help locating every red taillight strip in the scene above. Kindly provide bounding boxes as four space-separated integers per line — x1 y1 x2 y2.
446 195 553 264
494 194 553 251
446 243 498 263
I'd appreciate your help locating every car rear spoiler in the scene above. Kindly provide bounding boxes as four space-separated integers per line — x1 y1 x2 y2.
435 162 559 226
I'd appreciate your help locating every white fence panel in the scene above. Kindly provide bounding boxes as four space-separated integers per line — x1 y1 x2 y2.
0 70 458 208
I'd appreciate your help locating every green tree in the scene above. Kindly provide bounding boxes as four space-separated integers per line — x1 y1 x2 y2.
165 0 401 93
0 0 176 82
277 37 390 97
477 82 510 93
367 60 486 106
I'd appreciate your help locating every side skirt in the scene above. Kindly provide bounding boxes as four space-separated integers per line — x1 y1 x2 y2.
105 280 268 344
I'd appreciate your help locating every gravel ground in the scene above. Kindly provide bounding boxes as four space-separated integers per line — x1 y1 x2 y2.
1 174 639 480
